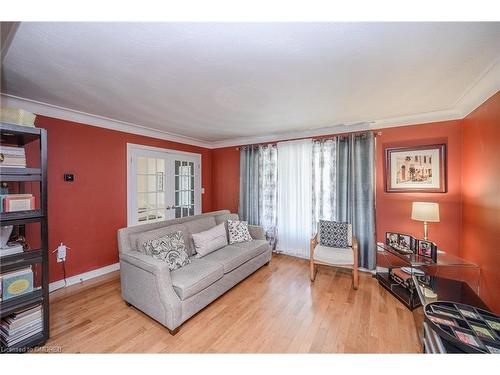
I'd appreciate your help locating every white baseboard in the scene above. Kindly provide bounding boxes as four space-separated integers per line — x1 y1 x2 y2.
49 262 120 293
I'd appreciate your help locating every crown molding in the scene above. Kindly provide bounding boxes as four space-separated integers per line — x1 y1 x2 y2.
453 55 500 117
2 53 498 150
0 94 213 149
209 107 465 148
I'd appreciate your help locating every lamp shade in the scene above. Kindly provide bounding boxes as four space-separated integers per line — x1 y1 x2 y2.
411 202 440 222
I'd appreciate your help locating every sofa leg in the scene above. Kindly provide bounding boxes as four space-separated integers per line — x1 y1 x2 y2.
168 327 181 336
353 267 359 290
125 301 132 307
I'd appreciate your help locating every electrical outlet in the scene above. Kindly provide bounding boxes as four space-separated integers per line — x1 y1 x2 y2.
56 243 67 262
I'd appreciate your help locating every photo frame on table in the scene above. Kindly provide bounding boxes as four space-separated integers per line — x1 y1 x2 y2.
385 232 416 254
385 144 447 193
416 239 437 262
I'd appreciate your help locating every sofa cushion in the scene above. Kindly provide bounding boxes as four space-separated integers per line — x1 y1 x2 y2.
142 231 191 271
170 258 223 300
184 216 217 256
134 224 189 253
227 220 253 244
203 240 268 273
214 213 238 225
313 244 354 265
192 223 228 258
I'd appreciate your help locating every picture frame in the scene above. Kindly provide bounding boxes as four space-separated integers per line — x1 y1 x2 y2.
430 305 462 319
469 322 496 340
452 327 483 348
416 239 437 262
427 313 458 327
385 144 447 193
385 232 416 254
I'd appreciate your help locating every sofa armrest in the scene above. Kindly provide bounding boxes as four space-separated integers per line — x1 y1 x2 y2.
248 225 265 240
119 251 182 330
120 250 169 275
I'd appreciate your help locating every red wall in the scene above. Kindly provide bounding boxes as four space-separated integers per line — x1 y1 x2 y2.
461 91 500 314
212 146 240 213
35 116 212 283
375 120 463 256
212 121 464 257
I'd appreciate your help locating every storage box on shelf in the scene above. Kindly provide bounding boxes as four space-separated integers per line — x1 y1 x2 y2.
0 122 48 353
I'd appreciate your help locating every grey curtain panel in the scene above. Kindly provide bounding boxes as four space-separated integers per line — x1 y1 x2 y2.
334 133 376 270
239 146 261 225
258 145 278 246
312 139 337 233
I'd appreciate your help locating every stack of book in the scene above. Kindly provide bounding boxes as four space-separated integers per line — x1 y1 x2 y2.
0 145 27 168
0 305 43 347
0 194 35 213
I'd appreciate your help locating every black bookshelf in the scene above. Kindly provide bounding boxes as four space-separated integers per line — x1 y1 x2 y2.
0 122 49 353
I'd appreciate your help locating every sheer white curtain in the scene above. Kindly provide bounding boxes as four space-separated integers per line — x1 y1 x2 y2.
276 139 313 258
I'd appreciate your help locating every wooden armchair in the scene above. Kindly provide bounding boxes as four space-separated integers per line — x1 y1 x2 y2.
310 225 359 290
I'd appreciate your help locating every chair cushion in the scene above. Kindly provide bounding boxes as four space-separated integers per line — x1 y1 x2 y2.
319 220 350 248
203 240 268 273
313 244 354 265
192 223 228 258
170 258 223 300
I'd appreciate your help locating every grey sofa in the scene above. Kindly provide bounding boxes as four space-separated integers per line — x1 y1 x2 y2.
117 210 271 334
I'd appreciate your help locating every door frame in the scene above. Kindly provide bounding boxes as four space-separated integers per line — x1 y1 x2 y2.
126 143 202 226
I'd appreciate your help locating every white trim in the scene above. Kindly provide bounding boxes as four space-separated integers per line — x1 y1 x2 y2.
2 54 498 149
453 55 500 117
49 262 120 293
0 94 213 149
126 143 202 226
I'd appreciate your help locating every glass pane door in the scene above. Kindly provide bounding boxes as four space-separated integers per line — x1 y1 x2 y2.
136 156 168 223
174 160 195 218
128 145 201 226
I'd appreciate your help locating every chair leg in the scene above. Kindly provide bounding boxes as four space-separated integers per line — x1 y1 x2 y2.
310 260 317 281
352 266 359 290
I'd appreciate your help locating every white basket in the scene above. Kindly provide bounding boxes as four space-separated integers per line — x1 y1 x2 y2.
0 107 36 127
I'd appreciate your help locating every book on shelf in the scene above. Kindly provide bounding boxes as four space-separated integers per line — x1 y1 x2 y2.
0 266 34 301
0 243 24 257
0 194 35 213
0 145 27 168
0 305 43 347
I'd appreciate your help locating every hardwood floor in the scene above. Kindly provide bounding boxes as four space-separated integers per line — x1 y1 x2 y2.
46 254 421 353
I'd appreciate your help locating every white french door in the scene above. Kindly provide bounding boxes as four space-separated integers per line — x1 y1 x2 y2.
127 144 202 226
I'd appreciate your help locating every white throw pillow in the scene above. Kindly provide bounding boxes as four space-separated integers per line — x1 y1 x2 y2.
227 220 253 244
192 223 228 257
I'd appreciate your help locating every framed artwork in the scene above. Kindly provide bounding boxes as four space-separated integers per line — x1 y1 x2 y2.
385 144 447 193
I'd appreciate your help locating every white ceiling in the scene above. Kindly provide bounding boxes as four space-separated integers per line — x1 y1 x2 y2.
1 22 500 147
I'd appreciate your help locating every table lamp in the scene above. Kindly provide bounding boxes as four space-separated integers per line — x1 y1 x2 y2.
411 202 440 240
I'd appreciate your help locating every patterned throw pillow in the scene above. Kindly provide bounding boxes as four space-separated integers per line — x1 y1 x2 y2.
142 231 191 271
227 220 253 244
319 220 349 248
